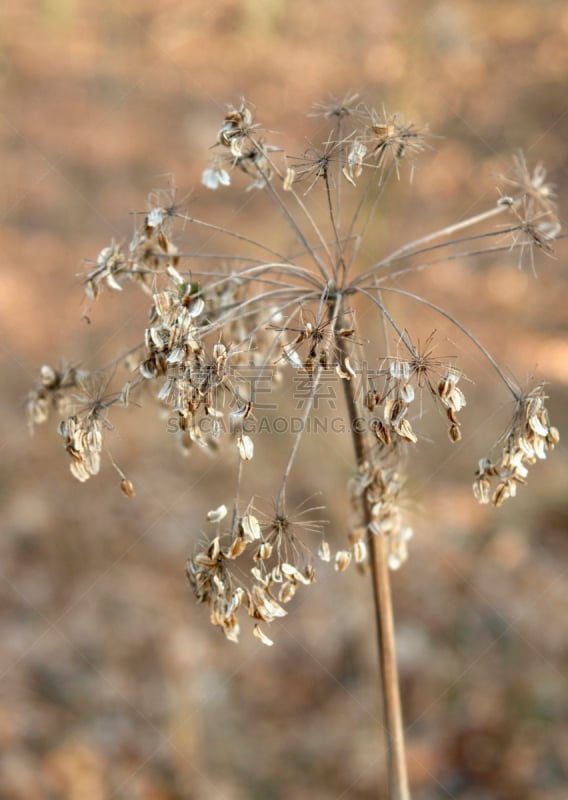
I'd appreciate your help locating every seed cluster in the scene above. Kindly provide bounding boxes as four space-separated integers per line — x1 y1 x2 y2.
186 504 319 645
27 97 560 644
474 387 559 506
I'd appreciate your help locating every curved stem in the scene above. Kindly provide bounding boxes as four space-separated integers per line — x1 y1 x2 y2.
358 284 520 398
353 203 512 286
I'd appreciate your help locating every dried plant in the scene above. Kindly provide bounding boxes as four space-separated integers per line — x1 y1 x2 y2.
27 95 561 799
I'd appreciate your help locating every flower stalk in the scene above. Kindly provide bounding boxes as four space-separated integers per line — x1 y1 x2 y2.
337 316 410 799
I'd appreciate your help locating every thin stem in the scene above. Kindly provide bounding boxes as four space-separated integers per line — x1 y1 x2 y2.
245 141 334 282
323 172 345 283
359 284 520 398
177 213 288 262
275 289 342 515
336 314 410 800
370 202 511 268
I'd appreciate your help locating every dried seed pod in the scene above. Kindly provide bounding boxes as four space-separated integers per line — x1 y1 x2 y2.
253 624 274 647
207 505 228 523
334 550 352 572
318 541 331 562
283 167 295 191
120 478 136 498
448 424 462 443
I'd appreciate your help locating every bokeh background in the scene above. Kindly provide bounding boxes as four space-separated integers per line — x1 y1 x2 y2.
2 1 568 798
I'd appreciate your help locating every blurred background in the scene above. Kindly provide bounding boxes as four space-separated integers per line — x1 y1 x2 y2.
2 1 568 798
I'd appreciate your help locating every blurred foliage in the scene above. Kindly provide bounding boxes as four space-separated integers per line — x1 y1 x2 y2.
1 1 568 798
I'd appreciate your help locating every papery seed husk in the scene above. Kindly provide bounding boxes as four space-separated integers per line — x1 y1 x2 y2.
253 624 274 646
153 291 172 316
207 505 228 523
528 414 548 437
40 365 58 388
400 383 415 404
342 166 356 186
254 541 273 561
386 398 407 426
140 360 156 379
448 386 466 411
237 434 254 461
207 536 222 559
353 540 367 563
213 343 227 360
334 550 352 572
335 363 351 380
437 378 450 400
397 418 418 443
225 536 247 559
279 581 297 603
188 297 205 318
223 618 241 643
388 553 403 570
251 566 267 586
318 541 331 562
282 344 302 368
373 419 391 446
157 377 175 402
281 563 301 582
283 167 295 191
389 360 401 379
252 586 287 619
241 514 261 541
303 565 315 584
166 347 185 365
344 357 357 378
492 482 510 507
271 565 282 583
150 327 166 349
446 407 458 424
226 588 245 615
120 479 136 498
282 563 312 584
533 437 547 459
449 424 462 443
70 459 90 482
106 273 123 292
473 478 491 504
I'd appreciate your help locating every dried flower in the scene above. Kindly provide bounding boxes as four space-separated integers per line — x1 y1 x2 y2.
29 99 559 649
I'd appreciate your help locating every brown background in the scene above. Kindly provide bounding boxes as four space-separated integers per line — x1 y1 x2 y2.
2 1 568 798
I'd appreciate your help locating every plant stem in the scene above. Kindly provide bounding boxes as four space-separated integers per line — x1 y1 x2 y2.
366 526 410 800
336 308 410 800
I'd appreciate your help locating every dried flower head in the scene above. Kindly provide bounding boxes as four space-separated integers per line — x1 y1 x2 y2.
28 97 560 649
